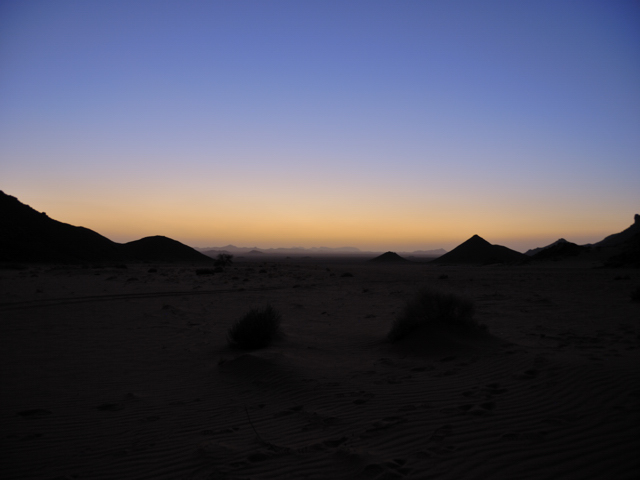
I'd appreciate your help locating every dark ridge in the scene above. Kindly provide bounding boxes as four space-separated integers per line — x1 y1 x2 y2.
431 234 528 265
369 251 410 263
120 236 213 263
604 232 640 267
0 191 120 263
525 238 568 256
594 214 640 247
0 191 212 264
531 241 588 261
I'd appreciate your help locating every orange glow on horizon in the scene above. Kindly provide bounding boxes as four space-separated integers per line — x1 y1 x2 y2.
36 196 628 254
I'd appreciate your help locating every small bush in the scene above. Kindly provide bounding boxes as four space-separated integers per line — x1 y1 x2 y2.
227 305 282 349
196 268 216 275
387 289 478 342
215 253 233 267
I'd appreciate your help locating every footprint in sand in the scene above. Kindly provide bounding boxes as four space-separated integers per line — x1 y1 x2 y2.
321 437 348 448
442 401 495 416
484 382 508 395
467 401 496 416
17 409 52 418
273 405 304 417
301 413 340 431
410 365 434 372
501 431 548 442
360 463 387 478
430 424 452 442
428 445 458 456
358 417 408 439
384 374 413 385
140 415 160 423
247 450 272 462
397 403 430 412
515 368 539 379
543 413 582 426
360 459 412 479
96 403 124 411
463 383 509 398
337 391 375 405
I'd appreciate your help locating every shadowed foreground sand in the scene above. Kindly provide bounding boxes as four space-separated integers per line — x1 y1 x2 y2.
1 260 639 479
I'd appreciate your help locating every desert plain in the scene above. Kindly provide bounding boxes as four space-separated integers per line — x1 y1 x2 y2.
1 258 639 479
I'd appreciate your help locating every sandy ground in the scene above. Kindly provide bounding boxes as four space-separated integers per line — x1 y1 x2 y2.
1 260 639 479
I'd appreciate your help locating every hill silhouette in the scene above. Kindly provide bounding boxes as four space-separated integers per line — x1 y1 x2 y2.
598 216 640 267
604 232 640 267
595 214 640 247
120 236 212 263
522 215 640 266
525 238 568 256
431 235 528 265
0 191 120 262
0 191 212 264
369 251 410 263
531 241 587 261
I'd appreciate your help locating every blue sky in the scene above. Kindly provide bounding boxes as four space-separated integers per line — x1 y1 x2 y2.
1 0 639 251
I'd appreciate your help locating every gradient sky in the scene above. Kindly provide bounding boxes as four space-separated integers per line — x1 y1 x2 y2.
1 0 639 252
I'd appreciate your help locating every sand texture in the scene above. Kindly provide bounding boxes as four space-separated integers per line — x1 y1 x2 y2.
1 261 639 479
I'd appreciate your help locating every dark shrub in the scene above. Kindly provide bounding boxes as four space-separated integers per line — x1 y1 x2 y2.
196 268 216 275
387 289 478 342
631 286 640 302
215 253 233 267
227 305 282 349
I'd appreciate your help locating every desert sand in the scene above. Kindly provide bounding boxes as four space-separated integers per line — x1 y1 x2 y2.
1 259 639 479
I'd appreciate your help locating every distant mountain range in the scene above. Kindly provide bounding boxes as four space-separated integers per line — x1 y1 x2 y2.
428 214 639 266
197 245 447 257
0 191 212 263
420 215 639 265
2 190 637 266
199 245 361 255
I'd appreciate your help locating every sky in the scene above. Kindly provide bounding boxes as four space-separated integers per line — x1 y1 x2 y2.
1 0 639 252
